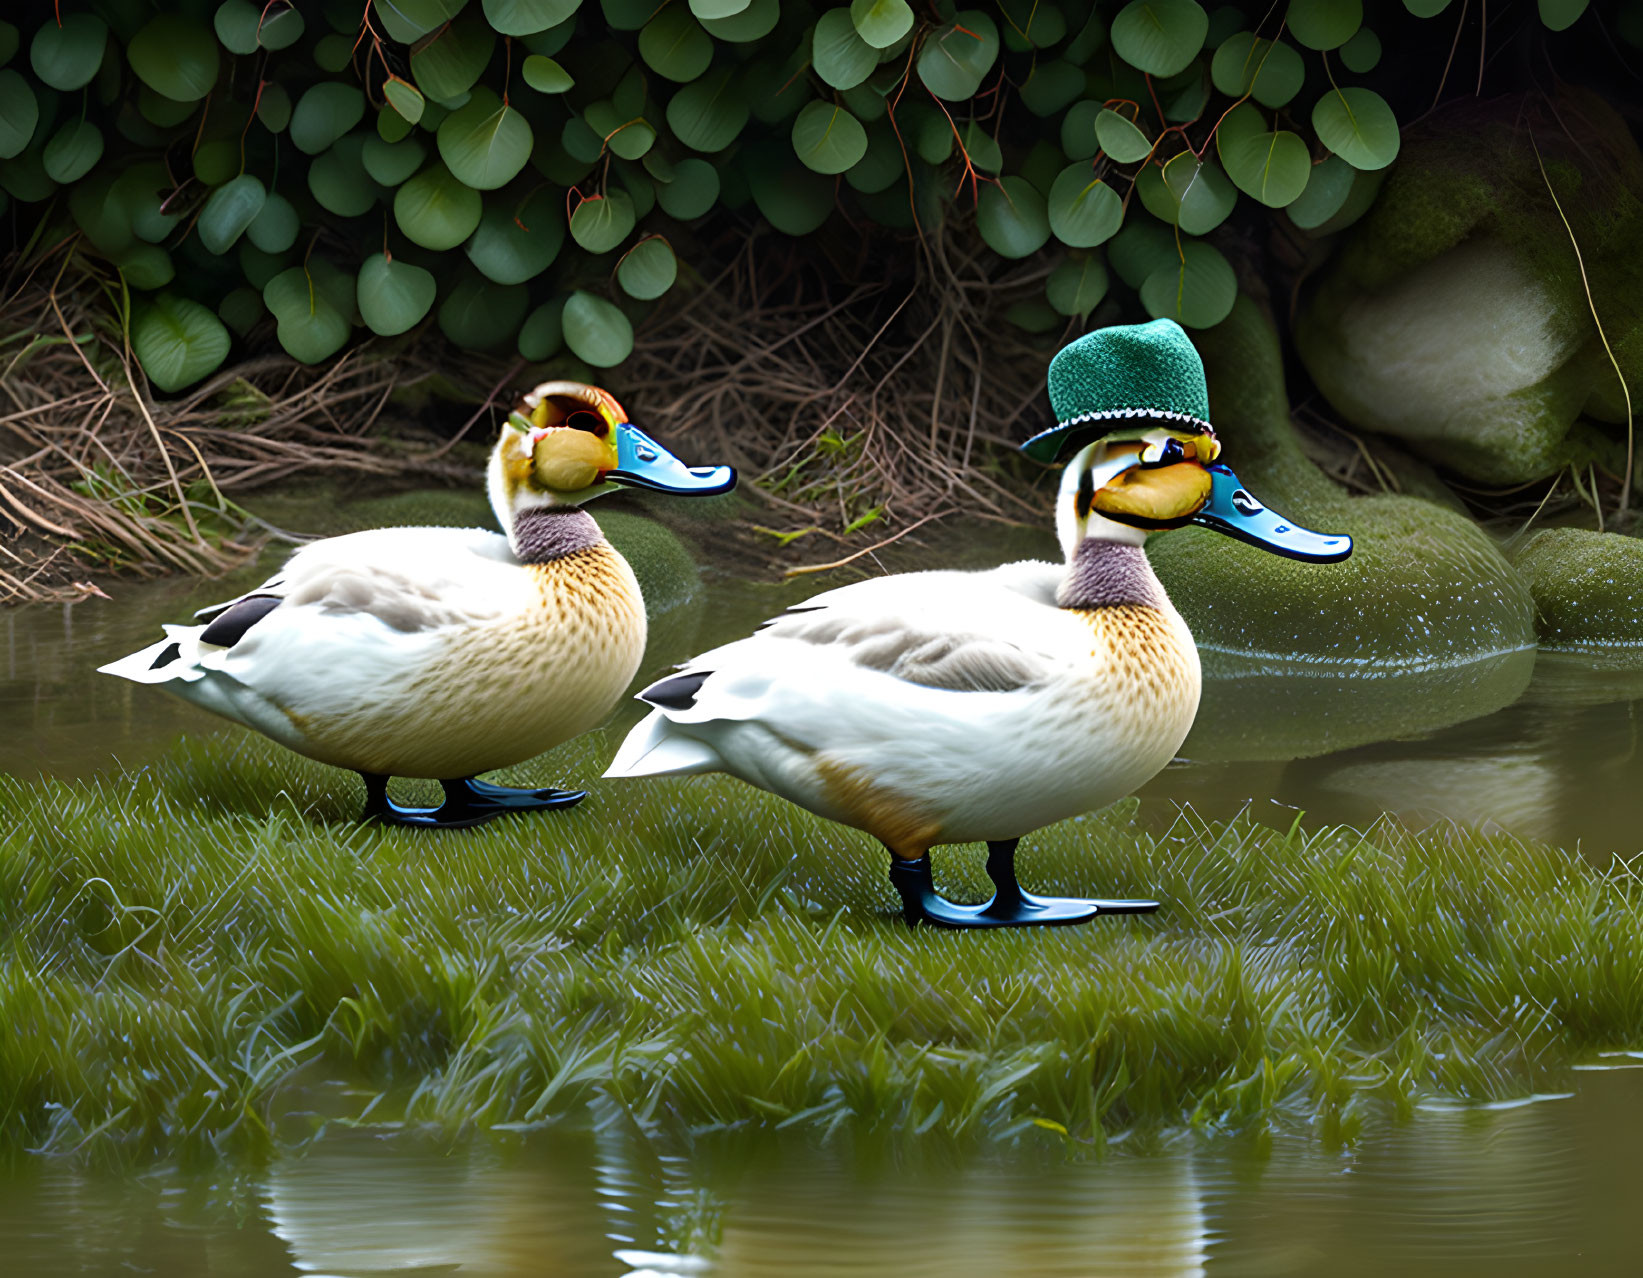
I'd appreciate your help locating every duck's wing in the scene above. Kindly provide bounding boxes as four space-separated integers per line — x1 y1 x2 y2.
644 560 1078 711
102 527 524 692
195 526 521 638
608 562 1079 780
753 559 1068 693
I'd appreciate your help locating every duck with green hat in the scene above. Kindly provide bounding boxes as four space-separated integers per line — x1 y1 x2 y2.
606 320 1351 930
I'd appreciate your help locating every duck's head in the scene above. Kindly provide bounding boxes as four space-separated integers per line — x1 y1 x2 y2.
487 382 735 530
1050 422 1352 563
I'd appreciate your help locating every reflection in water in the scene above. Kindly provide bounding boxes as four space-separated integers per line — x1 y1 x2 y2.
3 1070 1642 1275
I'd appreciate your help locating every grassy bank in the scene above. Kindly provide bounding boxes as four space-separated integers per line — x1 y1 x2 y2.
3 730 1640 1163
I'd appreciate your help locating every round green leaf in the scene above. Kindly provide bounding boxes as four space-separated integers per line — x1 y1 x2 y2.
977 176 1050 259
1284 153 1353 228
1403 0 1452 13
1059 100 1100 161
846 125 905 193
517 300 564 360
197 173 267 254
960 121 1003 173
0 70 41 158
362 132 428 186
311 33 353 71
1139 239 1235 328
371 0 465 44
562 290 633 366
217 2 299 54
1215 102 1310 207
1004 300 1061 333
851 0 914 48
1209 33 1305 107
466 189 564 283
1020 60 1085 117
1048 164 1123 247
1312 86 1400 170
116 243 174 290
655 156 720 218
1539 0 1589 30
70 175 132 255
264 264 352 363
257 83 292 132
257 7 305 50
438 100 533 189
1338 26 1380 71
1046 255 1109 318
700 0 779 40
1205 4 1246 46
584 100 655 160
690 0 752 19
41 120 102 184
1125 220 1191 288
114 164 180 243
666 69 748 152
30 13 106 91
0 22 17 68
483 0 582 36
569 189 637 253
917 11 1001 99
791 101 867 175
194 136 239 186
814 8 879 90
410 20 495 104
602 0 658 30
134 294 231 392
246 193 299 253
308 135 380 216
749 153 833 234
128 16 219 103
384 77 426 124
617 236 677 299
357 252 437 336
290 83 365 155
394 161 482 249
523 54 575 92
1285 0 1361 50
1110 0 1207 77
218 286 264 338
640 7 713 81
1138 152 1237 233
1095 108 1152 163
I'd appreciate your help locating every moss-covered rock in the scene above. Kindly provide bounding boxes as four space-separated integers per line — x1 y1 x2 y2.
1295 90 1643 485
1508 528 1643 651
1148 297 1537 761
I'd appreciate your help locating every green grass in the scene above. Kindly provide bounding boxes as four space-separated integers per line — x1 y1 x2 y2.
3 731 1641 1163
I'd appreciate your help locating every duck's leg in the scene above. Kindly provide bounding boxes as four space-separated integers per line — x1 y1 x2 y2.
886 842 1158 929
982 839 1159 921
358 773 584 829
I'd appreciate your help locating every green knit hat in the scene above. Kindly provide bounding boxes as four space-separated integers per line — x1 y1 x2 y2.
1020 318 1214 463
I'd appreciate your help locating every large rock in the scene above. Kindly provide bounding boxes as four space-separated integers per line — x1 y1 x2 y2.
1148 297 1537 761
1508 527 1643 652
1295 90 1643 485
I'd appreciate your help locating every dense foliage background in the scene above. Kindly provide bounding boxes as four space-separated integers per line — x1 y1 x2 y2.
0 0 1613 394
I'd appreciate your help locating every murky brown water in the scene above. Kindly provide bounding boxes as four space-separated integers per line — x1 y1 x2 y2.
2 1067 1642 1276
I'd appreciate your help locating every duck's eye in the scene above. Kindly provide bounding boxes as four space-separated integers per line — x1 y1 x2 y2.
1149 438 1186 466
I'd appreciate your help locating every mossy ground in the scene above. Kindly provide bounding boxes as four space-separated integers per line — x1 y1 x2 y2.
3 730 1641 1165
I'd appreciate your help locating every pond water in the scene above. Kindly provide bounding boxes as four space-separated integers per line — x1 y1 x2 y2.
6 491 1641 860
2 1065 1642 1276
6 488 1643 1274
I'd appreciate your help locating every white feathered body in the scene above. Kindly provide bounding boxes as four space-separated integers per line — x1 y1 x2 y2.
100 525 646 779
607 559 1200 853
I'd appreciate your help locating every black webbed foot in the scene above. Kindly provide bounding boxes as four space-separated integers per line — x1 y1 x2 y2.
887 840 1159 929
360 774 587 829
